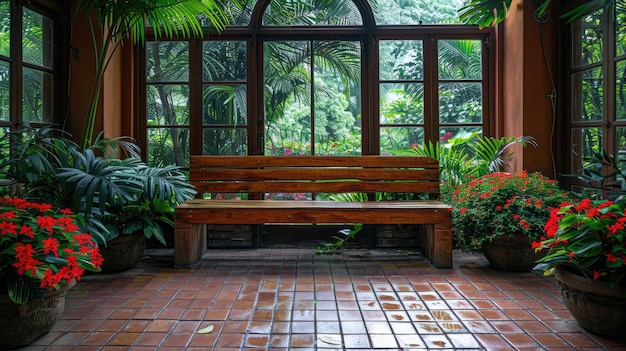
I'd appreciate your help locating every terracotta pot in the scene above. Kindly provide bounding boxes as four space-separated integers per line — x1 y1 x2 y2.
99 232 145 273
555 266 626 338
481 233 545 271
0 279 75 349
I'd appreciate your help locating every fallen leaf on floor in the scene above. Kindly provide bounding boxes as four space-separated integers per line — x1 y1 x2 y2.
318 335 342 345
197 325 214 334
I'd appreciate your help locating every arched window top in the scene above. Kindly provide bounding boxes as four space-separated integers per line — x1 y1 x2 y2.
369 0 466 25
225 0 466 28
262 0 363 26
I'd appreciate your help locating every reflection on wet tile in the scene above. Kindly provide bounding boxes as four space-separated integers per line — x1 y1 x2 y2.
439 321 467 333
52 249 615 350
414 322 442 334
421 334 451 348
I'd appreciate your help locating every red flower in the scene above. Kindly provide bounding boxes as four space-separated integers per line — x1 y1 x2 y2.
42 237 59 257
605 253 618 263
0 210 17 219
568 251 575 262
18 224 35 239
0 221 18 236
59 208 75 215
12 243 41 275
36 215 57 234
40 269 62 288
594 271 601 280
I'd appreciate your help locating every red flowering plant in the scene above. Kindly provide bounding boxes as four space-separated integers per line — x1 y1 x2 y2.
445 171 570 252
533 198 626 288
0 197 102 304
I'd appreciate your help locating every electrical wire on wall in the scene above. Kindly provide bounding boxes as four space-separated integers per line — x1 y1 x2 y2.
535 3 558 180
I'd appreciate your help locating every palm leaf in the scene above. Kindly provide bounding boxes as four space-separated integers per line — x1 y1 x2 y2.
458 0 512 27
471 135 537 174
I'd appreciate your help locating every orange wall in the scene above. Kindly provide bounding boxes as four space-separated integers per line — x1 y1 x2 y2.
67 10 131 147
501 0 558 178
66 9 98 144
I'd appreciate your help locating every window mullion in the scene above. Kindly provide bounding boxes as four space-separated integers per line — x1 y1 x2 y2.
423 35 437 144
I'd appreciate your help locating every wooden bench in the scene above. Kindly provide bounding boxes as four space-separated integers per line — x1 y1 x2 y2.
174 155 452 268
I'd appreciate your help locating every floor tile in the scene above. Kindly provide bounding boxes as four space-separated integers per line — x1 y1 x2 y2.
16 248 623 350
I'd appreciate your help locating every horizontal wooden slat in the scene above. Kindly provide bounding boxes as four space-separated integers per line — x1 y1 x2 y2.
190 168 440 182
194 181 440 194
191 155 439 169
176 199 451 225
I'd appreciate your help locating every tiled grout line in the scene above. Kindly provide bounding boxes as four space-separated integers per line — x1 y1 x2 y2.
19 248 626 350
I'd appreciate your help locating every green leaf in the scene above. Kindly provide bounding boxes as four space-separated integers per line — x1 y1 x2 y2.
458 0 513 27
197 325 214 334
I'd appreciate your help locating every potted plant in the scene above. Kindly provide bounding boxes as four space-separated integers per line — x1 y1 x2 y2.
59 158 196 272
533 198 626 338
0 125 196 271
0 197 102 348
446 170 571 271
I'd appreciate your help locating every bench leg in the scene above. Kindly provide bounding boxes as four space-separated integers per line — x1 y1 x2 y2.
420 224 453 268
175 221 207 268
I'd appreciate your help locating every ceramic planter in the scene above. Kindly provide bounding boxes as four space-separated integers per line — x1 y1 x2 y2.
481 233 545 271
555 266 626 338
0 280 75 349
99 232 145 273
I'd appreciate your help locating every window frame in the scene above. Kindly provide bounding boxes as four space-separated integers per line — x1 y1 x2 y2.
136 0 494 164
0 0 68 132
561 2 625 193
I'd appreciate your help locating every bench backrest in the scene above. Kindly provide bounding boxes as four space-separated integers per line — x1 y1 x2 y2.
189 155 441 199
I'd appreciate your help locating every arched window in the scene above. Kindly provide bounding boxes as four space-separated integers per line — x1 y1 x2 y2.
139 0 493 166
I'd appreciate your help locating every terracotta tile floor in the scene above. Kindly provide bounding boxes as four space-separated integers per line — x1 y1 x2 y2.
18 249 626 350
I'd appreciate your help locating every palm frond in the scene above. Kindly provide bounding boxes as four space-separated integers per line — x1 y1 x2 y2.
458 0 512 27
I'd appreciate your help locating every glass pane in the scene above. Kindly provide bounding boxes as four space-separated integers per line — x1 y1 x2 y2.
0 61 8 121
216 0 254 26
203 85 247 125
146 42 189 83
0 1 9 57
572 67 603 122
617 60 626 120
264 41 311 155
438 40 482 80
439 126 482 143
379 40 423 80
203 41 246 81
147 128 189 167
264 40 361 155
263 0 363 26
439 83 482 124
266 93 311 156
380 126 424 155
369 0 465 25
23 8 53 68
22 67 52 122
617 2 626 57
146 85 189 125
616 127 626 182
313 41 361 156
203 128 247 155
572 9 603 67
571 127 602 176
379 83 424 124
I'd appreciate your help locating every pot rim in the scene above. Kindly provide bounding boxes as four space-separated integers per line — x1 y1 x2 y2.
554 266 626 299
